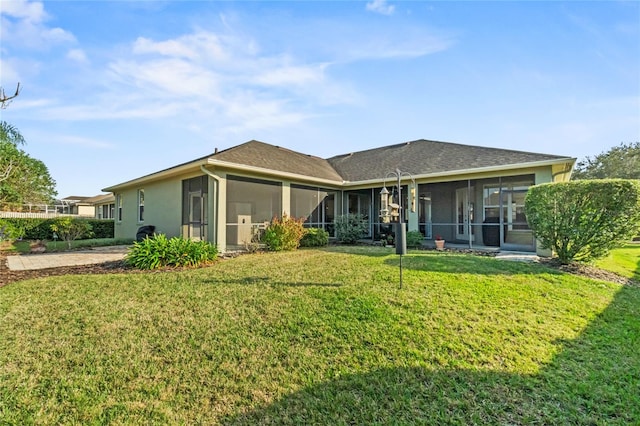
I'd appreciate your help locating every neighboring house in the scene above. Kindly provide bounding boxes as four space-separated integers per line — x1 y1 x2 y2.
61 194 115 218
60 196 95 217
102 139 575 254
84 193 116 220
0 195 116 219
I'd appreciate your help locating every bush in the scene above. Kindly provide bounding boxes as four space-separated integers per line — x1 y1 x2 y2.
262 214 306 251
0 219 21 241
0 217 112 240
50 217 93 249
300 228 329 247
525 179 640 264
125 234 217 269
334 214 368 244
87 220 114 239
406 230 424 248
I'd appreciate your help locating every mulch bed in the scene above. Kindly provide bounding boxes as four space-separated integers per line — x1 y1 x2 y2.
0 250 636 288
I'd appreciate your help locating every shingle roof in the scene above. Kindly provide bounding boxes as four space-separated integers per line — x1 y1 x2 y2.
103 138 574 192
213 140 344 182
328 139 573 182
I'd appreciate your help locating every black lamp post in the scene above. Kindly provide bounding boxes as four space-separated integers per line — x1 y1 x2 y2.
379 169 415 289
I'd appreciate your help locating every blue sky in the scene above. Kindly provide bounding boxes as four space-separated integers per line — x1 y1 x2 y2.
1 0 638 198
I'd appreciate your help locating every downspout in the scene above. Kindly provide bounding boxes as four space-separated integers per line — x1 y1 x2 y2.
468 179 472 249
200 165 221 249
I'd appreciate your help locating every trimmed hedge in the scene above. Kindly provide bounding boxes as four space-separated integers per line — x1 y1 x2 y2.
525 179 640 263
0 217 114 240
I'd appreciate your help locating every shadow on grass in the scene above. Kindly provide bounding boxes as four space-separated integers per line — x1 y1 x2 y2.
222 285 640 425
384 253 561 278
320 245 561 277
203 276 343 287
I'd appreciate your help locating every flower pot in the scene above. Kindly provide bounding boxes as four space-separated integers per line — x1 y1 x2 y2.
435 240 445 251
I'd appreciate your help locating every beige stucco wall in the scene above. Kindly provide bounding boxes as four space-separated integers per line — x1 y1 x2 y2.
76 205 95 217
114 171 204 241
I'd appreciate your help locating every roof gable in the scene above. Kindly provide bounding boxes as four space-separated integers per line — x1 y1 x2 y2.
213 140 344 182
328 139 574 182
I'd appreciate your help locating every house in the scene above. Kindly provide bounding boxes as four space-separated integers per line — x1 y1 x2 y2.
102 139 575 254
84 193 116 219
60 194 116 219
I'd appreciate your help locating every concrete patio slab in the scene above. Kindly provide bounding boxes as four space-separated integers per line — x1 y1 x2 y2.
6 246 129 271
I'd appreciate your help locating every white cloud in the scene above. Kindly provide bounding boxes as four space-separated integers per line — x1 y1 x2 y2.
0 0 75 48
0 0 47 22
54 134 114 149
67 48 88 64
366 0 395 16
253 63 327 87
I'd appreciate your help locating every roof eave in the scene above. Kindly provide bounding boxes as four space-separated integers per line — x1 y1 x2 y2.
207 159 344 186
102 159 207 192
342 157 576 187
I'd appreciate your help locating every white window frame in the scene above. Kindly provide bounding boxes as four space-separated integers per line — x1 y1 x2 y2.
137 189 145 223
116 194 123 222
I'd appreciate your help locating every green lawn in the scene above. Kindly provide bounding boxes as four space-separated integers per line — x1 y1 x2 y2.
1 247 638 424
595 243 640 281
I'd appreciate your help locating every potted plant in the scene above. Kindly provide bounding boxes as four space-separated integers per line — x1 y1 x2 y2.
386 234 394 247
434 235 445 251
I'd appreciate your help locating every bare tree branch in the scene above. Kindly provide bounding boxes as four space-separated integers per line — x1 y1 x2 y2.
0 83 21 109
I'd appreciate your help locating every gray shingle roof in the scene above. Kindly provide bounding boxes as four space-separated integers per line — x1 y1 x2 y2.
328 139 573 182
213 140 344 182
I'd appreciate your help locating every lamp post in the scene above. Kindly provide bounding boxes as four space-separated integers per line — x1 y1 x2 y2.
379 169 415 289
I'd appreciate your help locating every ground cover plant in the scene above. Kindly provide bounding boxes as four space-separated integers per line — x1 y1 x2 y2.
0 247 638 424
125 234 217 269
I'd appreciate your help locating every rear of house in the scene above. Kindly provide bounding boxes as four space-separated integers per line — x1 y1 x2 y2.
103 139 575 255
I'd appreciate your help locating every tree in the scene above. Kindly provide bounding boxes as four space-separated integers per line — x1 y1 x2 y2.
0 83 21 109
572 142 640 180
0 121 57 208
525 180 640 264
50 217 92 249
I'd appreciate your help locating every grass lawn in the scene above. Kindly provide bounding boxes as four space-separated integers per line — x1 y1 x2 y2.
595 243 640 281
1 247 638 424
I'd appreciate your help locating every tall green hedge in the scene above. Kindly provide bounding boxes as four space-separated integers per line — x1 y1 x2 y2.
525 179 640 263
0 217 114 240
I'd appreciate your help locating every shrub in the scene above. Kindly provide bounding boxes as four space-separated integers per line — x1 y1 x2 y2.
87 220 114 239
300 228 329 247
262 214 306 251
525 179 640 264
0 218 112 240
406 230 424 248
50 217 93 249
126 234 217 269
0 219 21 241
334 214 368 244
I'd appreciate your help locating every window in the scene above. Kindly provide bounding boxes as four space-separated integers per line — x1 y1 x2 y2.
138 189 145 222
100 203 115 220
116 194 123 222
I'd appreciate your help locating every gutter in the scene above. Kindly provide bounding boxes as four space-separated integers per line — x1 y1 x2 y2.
345 158 577 187
207 159 345 187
